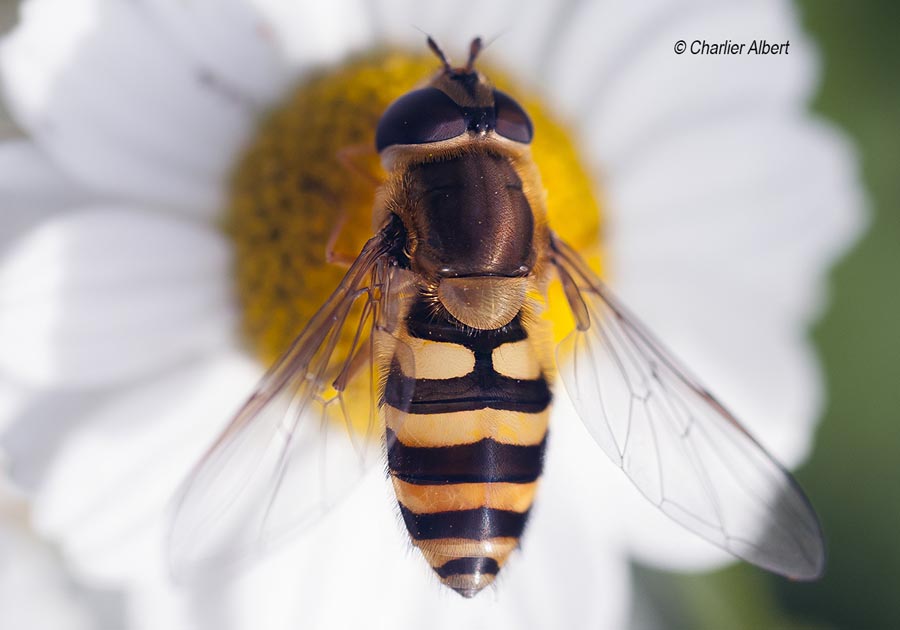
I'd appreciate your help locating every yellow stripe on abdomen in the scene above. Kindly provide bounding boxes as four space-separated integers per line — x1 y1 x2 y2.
392 478 538 513
386 407 549 447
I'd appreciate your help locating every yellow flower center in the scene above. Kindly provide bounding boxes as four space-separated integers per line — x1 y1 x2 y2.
226 50 603 366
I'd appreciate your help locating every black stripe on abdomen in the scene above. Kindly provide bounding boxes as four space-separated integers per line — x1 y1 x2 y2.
384 360 551 414
386 429 546 484
399 504 530 540
403 297 527 348
434 557 500 578
382 296 552 415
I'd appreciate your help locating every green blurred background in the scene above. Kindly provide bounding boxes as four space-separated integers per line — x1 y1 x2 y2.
634 2 900 629
0 1 897 628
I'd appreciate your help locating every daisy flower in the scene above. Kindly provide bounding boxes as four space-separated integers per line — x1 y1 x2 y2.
0 1 865 629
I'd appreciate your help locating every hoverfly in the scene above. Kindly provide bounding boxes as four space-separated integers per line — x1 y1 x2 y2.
169 37 825 598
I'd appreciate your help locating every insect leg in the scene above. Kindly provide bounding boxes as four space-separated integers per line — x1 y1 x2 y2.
336 143 383 186
325 143 385 267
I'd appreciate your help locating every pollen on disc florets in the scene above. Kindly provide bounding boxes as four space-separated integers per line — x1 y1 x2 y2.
226 50 603 365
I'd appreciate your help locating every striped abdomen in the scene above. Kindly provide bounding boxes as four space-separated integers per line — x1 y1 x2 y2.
383 298 551 597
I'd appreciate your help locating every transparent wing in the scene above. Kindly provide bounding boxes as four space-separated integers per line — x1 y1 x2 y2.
549 234 825 580
168 224 416 580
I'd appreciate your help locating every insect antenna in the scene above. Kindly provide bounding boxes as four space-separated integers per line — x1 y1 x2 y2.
464 36 483 73
425 35 452 73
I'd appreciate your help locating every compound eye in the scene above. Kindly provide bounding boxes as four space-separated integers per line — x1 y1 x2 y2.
494 90 533 144
375 88 467 151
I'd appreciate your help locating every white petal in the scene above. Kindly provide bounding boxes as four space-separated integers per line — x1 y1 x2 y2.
0 140 92 251
126 577 194 630
251 0 375 68
0 379 30 435
0 476 95 630
0 207 237 388
540 0 678 114
578 1 816 165
0 0 287 214
607 116 861 239
608 110 862 334
30 352 262 584
138 0 289 105
604 115 864 463
2 388 118 495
